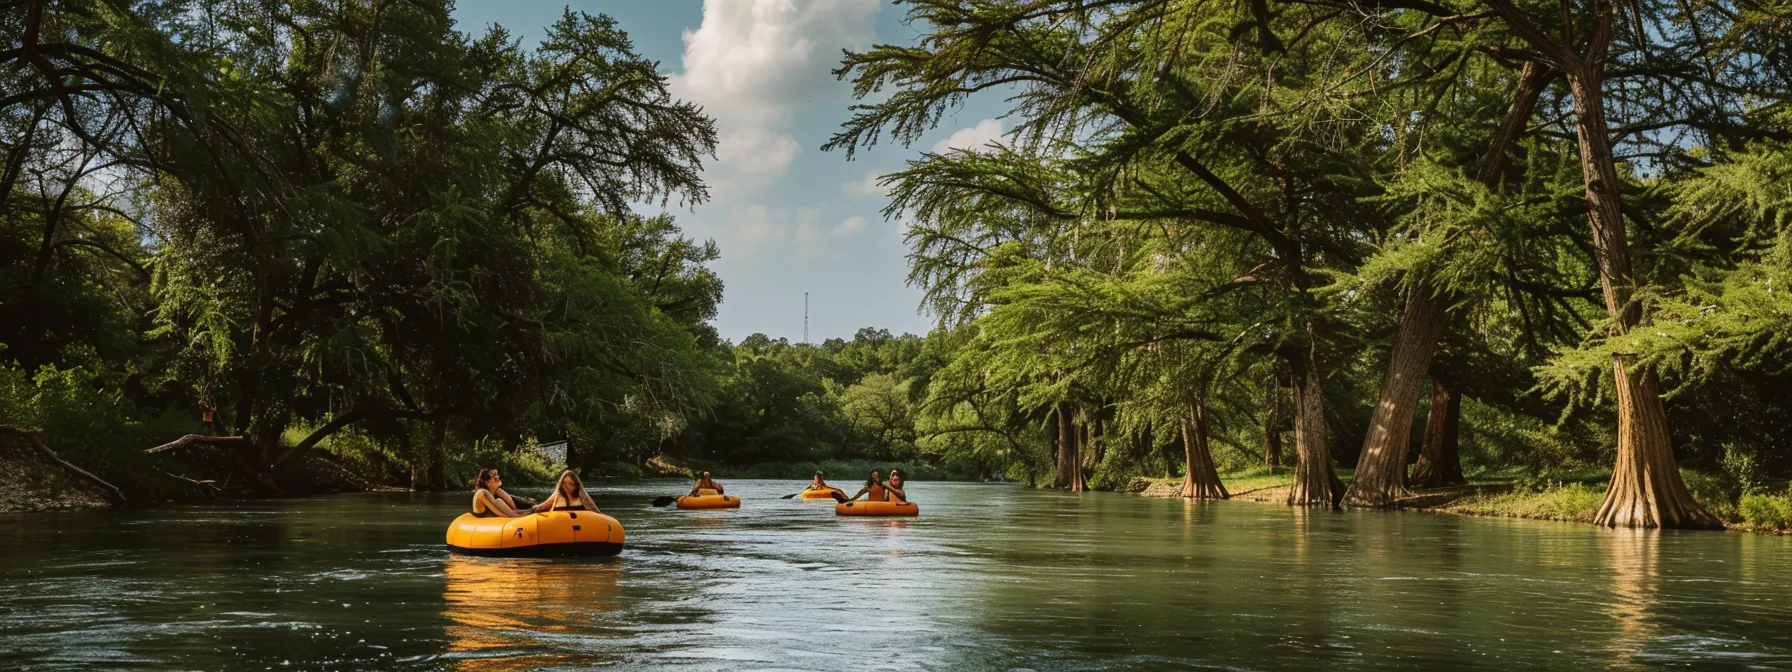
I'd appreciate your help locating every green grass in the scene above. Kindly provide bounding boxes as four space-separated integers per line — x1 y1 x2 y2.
1131 464 1792 533
1441 483 1606 522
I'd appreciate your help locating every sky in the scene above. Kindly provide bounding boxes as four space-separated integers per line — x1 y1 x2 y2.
451 1 1012 344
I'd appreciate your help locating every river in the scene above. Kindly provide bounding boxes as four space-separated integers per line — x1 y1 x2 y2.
1 479 1788 670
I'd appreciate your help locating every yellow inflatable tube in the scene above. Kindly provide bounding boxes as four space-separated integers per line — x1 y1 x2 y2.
800 487 844 500
835 500 918 517
445 510 625 557
675 494 740 510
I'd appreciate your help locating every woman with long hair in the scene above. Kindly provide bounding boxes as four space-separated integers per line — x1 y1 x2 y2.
533 470 601 513
844 469 887 502
470 469 526 518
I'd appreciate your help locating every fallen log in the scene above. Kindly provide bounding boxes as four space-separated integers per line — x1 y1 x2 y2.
0 425 128 505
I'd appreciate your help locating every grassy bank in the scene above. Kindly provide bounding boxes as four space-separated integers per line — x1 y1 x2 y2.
1131 467 1792 534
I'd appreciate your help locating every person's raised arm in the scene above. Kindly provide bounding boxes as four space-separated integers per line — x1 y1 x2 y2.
529 491 559 513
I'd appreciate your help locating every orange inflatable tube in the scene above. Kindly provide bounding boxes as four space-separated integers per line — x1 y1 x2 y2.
445 510 625 557
800 487 844 500
834 500 918 517
675 494 740 510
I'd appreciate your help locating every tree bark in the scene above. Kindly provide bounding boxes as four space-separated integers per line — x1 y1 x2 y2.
1286 355 1339 507
1071 419 1088 492
1563 43 1720 530
1480 0 1719 530
1053 402 1076 489
1345 285 1448 507
1410 379 1465 487
1347 61 1552 508
1181 401 1229 499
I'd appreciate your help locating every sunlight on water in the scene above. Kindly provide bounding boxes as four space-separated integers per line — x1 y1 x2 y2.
2 480 1790 670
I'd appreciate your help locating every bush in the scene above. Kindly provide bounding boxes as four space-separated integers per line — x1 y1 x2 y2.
1738 489 1792 530
1682 468 1742 520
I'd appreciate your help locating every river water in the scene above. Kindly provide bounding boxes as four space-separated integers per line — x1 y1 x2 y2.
1 479 1789 670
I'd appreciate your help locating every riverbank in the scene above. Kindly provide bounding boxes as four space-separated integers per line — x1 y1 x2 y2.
1128 467 1792 534
0 441 112 512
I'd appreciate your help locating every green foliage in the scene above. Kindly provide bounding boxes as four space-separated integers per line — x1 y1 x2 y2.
2 0 726 494
1738 488 1792 530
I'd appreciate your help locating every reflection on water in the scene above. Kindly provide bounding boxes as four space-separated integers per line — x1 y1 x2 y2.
0 481 1789 670
441 557 621 670
1604 529 1659 667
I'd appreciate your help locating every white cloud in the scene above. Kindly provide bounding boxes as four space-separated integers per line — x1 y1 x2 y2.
670 0 880 200
842 169 886 197
832 216 868 238
932 118 1004 154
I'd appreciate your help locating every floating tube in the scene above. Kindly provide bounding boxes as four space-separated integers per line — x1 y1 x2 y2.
675 494 740 510
834 500 918 517
799 488 844 500
445 510 625 558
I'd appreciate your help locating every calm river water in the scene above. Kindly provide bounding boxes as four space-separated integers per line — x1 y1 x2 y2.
2 480 1789 670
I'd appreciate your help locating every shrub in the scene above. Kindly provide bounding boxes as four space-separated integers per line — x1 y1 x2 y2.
1738 489 1792 530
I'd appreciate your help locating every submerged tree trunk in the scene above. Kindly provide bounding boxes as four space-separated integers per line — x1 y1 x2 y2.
1181 401 1229 499
1346 286 1447 507
1286 356 1339 508
1410 379 1465 487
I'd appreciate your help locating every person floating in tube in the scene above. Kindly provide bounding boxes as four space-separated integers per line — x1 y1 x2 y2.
885 469 908 502
532 470 600 513
840 469 888 503
805 471 833 493
470 469 530 518
689 471 725 497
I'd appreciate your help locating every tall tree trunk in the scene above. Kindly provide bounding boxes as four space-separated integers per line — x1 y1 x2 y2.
1181 400 1229 499
1347 62 1552 508
1053 402 1076 489
1071 420 1088 492
1410 379 1465 487
1345 285 1447 507
1565 56 1719 530
1286 355 1339 508
1484 0 1719 530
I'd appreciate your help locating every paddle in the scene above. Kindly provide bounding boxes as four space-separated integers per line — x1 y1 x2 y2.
650 496 679 507
783 489 848 501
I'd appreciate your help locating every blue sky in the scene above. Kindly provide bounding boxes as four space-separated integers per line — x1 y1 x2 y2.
452 1 1010 343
